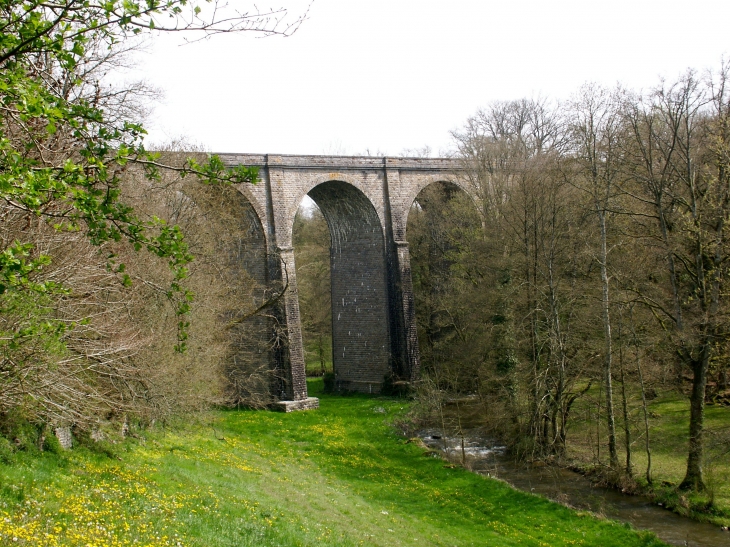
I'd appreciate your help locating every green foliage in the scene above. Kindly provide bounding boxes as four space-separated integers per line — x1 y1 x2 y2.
0 242 56 296
0 241 70 388
0 0 261 356
0 437 14 464
0 411 43 454
41 429 63 455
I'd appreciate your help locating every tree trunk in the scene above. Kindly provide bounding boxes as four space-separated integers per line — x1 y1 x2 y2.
680 346 710 491
618 323 632 476
637 358 652 485
524 198 542 451
596 377 602 463
598 211 618 469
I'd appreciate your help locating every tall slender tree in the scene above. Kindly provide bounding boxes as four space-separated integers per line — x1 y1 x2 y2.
566 84 626 470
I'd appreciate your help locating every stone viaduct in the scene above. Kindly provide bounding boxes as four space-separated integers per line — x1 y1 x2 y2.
219 154 470 410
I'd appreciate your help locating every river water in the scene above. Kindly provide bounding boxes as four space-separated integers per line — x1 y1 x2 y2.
417 429 729 547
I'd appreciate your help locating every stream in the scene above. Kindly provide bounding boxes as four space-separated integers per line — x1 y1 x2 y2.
417 429 729 547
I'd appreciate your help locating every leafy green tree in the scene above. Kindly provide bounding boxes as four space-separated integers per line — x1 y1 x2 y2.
0 1 307 427
0 0 295 349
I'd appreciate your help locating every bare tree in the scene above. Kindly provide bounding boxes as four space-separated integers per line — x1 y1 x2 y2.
621 65 730 491
566 83 627 470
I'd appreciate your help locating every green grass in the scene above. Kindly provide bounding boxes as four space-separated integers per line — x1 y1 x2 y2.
304 358 332 377
567 391 730 525
0 380 665 547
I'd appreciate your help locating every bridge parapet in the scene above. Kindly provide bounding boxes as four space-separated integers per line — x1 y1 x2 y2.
219 153 464 172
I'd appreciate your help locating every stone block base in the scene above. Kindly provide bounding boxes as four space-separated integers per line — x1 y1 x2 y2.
273 397 320 412
54 426 73 449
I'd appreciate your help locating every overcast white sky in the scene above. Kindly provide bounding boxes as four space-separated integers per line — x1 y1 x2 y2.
133 0 730 157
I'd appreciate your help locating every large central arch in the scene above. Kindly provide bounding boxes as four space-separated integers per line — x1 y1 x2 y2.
306 181 390 392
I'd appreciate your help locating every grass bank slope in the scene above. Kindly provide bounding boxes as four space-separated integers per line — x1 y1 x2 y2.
0 380 664 547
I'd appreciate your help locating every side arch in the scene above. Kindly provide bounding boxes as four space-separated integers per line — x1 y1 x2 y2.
404 179 484 382
182 182 272 404
404 179 482 236
402 176 482 232
233 182 271 249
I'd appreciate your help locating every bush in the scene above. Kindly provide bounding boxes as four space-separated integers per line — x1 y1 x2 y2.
42 430 63 454
0 411 43 454
0 436 14 464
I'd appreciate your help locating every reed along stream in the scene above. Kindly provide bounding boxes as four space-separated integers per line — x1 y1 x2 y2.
417 429 729 547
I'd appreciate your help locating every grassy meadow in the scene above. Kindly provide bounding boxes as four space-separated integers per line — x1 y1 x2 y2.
0 379 665 547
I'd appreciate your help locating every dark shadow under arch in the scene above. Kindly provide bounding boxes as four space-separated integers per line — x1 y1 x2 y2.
406 181 483 379
305 180 391 392
219 188 273 404
182 182 273 405
406 180 481 234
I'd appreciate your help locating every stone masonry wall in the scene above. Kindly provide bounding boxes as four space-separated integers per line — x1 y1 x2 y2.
309 181 390 393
